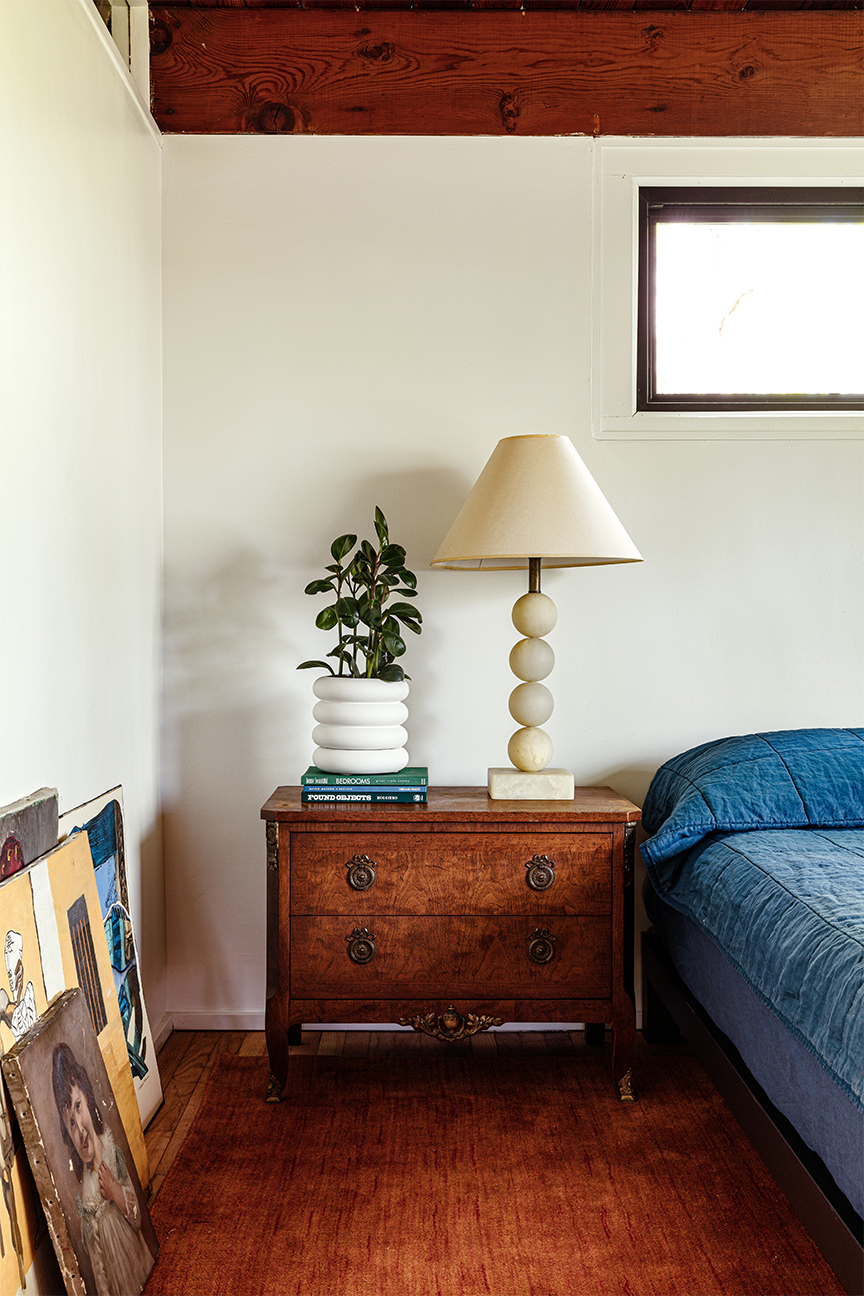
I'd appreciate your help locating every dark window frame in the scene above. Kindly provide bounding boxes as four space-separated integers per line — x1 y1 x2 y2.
636 186 864 413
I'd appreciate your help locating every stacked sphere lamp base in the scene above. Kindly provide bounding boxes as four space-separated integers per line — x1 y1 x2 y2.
488 588 574 801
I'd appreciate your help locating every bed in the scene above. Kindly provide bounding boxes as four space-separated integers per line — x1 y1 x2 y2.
638 728 864 1295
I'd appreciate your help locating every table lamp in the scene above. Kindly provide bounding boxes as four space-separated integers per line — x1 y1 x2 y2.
431 434 642 799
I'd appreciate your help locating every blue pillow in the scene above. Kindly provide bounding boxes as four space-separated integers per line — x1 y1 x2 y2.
641 728 864 868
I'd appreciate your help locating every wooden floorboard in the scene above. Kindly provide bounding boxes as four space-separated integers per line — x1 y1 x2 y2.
145 1026 639 1202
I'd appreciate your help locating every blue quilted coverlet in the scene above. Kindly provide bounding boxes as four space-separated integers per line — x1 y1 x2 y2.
640 729 864 1109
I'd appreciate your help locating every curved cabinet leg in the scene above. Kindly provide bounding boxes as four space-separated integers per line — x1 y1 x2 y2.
265 994 289 1102
613 1014 636 1102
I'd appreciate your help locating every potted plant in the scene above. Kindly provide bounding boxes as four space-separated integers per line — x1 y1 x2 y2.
298 508 422 773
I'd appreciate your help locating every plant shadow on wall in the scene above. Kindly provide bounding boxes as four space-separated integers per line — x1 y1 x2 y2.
161 548 301 1017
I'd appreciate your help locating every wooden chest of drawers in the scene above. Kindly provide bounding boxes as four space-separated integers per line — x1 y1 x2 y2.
261 786 640 1099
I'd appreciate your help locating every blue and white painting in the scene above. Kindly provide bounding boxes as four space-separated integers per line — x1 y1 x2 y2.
59 790 163 1128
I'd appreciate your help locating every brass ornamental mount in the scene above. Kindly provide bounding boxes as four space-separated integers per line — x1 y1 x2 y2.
527 928 557 964
346 927 376 964
400 1005 505 1041
525 854 556 891
346 854 377 891
266 821 279 872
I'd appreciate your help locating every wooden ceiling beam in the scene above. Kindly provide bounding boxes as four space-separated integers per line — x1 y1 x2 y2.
149 9 864 135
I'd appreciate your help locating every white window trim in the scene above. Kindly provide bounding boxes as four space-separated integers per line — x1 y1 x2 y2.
592 138 864 440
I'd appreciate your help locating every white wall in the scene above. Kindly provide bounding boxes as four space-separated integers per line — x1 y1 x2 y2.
0 0 165 1021
162 134 863 1028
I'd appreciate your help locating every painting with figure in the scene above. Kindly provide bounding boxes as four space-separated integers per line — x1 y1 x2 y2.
0 787 58 882
0 854 54 1294
59 791 163 1128
2 989 158 1296
0 838 149 1192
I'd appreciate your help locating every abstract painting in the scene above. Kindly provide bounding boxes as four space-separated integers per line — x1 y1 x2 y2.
59 790 162 1128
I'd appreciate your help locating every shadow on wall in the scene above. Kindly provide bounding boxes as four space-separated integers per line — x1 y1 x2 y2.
592 764 658 811
160 702 280 1019
160 464 474 1016
138 816 167 1022
292 464 473 572
161 547 301 1015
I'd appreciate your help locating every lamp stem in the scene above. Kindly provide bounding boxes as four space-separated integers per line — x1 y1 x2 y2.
528 557 541 593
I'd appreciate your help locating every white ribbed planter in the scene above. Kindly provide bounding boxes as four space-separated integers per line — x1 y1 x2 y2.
311 676 410 774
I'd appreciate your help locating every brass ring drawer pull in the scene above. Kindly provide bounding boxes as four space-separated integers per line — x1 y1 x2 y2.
346 927 376 964
527 927 557 964
525 854 556 891
346 854 377 891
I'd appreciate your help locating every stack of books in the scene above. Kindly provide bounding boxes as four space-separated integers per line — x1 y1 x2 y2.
301 766 428 804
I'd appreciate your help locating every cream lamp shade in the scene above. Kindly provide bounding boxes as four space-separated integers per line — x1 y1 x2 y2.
432 435 642 799
431 434 642 571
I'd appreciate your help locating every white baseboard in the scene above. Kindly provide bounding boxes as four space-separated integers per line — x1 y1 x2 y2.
159 1016 645 1034
152 1011 175 1051
155 1015 608 1034
170 1010 266 1032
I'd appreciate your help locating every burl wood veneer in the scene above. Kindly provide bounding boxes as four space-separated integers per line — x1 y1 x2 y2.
261 786 641 1100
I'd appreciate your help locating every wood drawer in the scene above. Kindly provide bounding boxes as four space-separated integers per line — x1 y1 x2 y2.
289 915 611 1000
290 833 611 916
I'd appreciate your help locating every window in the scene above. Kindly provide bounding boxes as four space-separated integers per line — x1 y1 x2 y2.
637 187 864 413
593 140 864 440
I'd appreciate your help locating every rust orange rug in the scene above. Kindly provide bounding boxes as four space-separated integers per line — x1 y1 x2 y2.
144 1053 842 1296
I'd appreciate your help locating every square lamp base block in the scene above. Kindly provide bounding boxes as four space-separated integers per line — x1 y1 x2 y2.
487 767 575 801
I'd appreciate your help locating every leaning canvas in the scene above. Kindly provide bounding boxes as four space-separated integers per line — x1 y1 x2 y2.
59 790 163 1128
2 988 158 1296
0 836 149 1191
0 787 58 881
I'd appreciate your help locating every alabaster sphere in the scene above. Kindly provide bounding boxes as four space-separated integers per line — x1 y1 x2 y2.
512 591 558 639
509 681 554 727
509 636 555 682
508 726 554 773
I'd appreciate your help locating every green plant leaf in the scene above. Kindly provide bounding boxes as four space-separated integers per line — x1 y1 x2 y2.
382 632 406 657
297 660 335 674
304 579 335 596
398 569 417 589
374 507 389 547
330 534 357 562
395 587 417 598
380 544 406 566
402 618 422 634
389 602 422 621
377 663 405 682
315 606 339 631
359 539 377 563
335 596 360 627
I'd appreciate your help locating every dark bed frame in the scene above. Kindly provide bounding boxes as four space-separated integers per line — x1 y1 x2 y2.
641 928 864 1296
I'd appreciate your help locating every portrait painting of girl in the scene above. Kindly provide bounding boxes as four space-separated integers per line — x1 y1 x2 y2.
52 1042 155 1296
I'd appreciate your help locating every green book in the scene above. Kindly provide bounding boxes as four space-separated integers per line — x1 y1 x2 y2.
301 766 428 787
